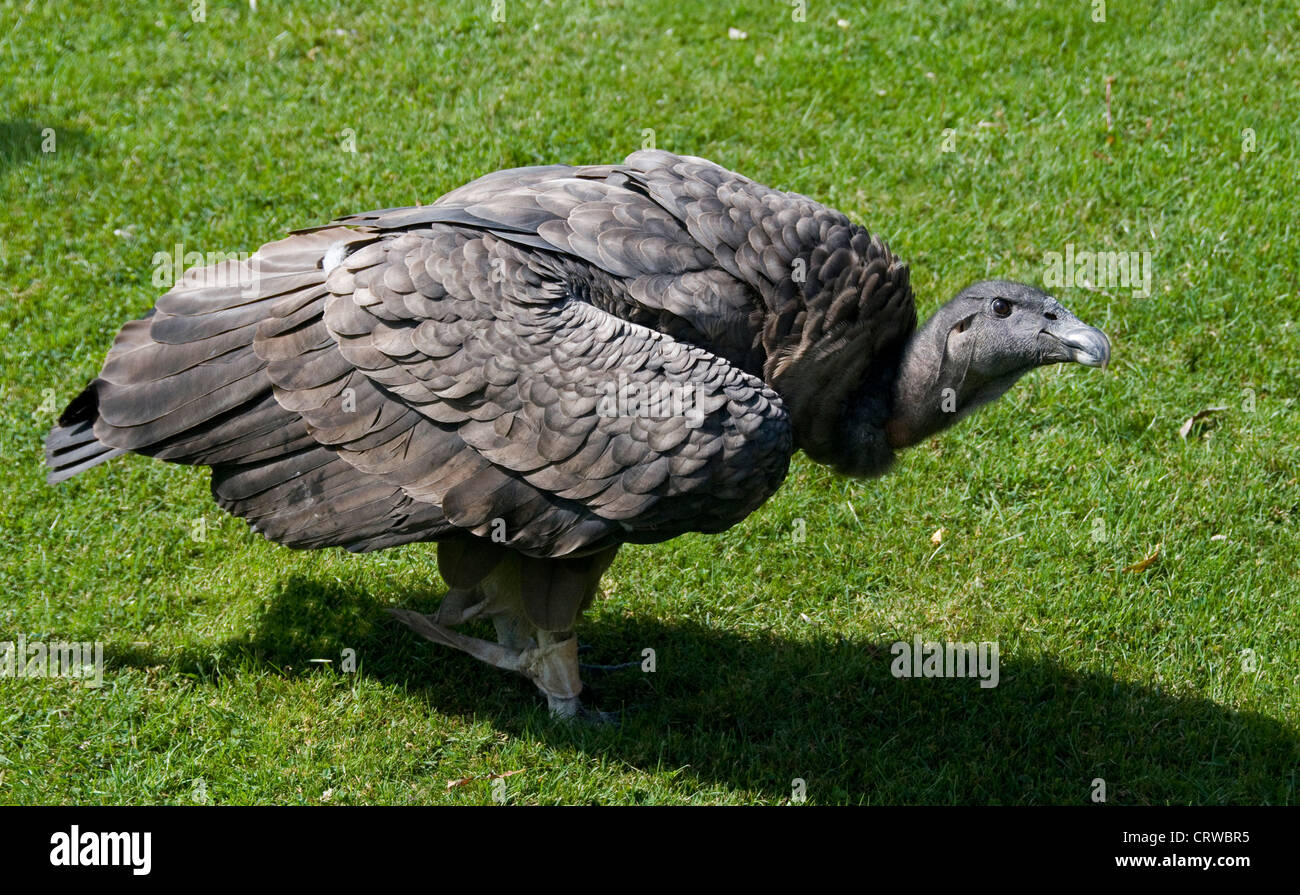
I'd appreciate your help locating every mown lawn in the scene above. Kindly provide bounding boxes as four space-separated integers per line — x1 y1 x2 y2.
0 0 1296 804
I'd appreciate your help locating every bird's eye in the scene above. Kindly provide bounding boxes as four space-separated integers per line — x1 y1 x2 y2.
991 298 1012 318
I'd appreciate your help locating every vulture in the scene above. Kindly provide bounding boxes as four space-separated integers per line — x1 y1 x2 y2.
45 150 1110 718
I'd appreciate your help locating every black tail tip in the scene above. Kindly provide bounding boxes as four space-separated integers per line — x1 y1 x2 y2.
56 382 99 428
45 381 125 484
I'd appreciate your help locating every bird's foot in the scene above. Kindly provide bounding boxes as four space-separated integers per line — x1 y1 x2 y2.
390 609 593 719
545 692 619 724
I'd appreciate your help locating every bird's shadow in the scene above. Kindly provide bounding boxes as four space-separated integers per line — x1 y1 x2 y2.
104 573 1299 805
0 120 88 170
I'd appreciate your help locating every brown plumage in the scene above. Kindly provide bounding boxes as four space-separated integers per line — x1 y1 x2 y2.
46 150 1109 717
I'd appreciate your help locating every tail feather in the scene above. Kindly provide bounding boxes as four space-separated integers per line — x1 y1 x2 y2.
44 383 126 484
42 229 361 487
41 226 457 554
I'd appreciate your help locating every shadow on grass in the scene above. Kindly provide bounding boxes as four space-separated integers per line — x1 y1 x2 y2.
103 573 1299 805
0 120 88 169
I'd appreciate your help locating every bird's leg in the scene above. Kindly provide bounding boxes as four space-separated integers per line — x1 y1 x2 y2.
519 630 583 717
387 607 526 674
390 608 593 717
433 587 481 626
390 579 597 718
392 547 624 719
490 611 536 652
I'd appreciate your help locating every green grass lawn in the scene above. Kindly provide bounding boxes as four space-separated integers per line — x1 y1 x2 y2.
1 0 1297 805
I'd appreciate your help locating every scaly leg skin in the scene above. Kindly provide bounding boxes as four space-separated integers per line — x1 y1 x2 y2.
521 630 617 723
491 611 534 652
518 629 580 712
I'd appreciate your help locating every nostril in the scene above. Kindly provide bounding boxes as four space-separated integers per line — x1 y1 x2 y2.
1044 312 1058 320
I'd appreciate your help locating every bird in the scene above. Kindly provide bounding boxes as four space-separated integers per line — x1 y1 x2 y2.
45 150 1110 718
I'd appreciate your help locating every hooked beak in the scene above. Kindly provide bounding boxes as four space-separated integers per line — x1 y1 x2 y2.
1040 318 1111 368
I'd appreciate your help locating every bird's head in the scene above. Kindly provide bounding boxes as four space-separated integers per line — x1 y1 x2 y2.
884 279 1110 449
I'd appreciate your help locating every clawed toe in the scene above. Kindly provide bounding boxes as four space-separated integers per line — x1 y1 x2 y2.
579 659 642 673
576 644 642 673
546 693 620 724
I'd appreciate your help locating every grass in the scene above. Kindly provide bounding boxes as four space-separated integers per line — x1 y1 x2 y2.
0 0 1297 805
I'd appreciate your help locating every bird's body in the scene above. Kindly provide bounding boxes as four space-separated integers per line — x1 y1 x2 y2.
46 150 1110 716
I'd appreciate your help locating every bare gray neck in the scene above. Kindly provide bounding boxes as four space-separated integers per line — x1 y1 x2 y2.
885 314 1022 449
